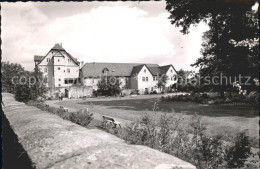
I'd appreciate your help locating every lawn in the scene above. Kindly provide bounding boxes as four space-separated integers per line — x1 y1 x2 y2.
57 96 259 147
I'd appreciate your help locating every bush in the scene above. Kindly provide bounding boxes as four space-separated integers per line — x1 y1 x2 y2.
224 131 252 168
150 90 158 94
69 110 94 127
130 89 139 95
97 76 121 96
27 101 93 127
103 112 253 169
15 84 31 102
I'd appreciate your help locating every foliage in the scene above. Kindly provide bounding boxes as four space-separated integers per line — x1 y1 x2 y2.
103 112 254 168
157 74 169 92
224 131 252 168
97 76 121 96
166 0 259 94
2 62 25 93
27 101 93 127
130 89 139 95
69 109 94 127
161 93 210 104
150 90 157 94
14 67 47 103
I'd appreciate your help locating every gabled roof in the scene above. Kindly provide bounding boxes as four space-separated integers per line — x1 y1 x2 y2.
51 43 65 51
81 62 159 77
147 66 161 76
34 55 44 62
131 65 145 76
159 65 177 74
35 44 79 66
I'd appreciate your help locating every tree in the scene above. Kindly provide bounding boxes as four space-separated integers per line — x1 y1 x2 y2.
157 74 169 92
13 66 47 102
2 62 25 93
28 67 48 100
97 76 121 96
166 0 259 96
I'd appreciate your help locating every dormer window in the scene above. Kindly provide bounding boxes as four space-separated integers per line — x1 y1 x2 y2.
102 68 109 76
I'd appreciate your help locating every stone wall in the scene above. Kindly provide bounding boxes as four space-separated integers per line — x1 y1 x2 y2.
2 93 196 169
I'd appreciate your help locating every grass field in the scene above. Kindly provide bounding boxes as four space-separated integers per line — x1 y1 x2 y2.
57 95 259 147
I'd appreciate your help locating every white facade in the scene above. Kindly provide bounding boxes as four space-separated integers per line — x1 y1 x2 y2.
136 65 158 94
165 66 178 87
36 44 80 97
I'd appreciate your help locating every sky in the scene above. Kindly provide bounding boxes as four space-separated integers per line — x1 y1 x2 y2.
1 1 209 71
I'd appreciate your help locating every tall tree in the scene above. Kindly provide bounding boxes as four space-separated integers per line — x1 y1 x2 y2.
2 62 25 93
166 0 258 95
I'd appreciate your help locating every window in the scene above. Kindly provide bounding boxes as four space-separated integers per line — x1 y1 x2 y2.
64 70 65 73
68 59 71 63
153 77 156 81
174 75 177 81
67 68 70 73
171 69 173 73
58 67 60 70
142 77 145 82
47 58 50 62
171 77 173 81
144 69 146 73
64 78 76 84
58 84 61 87
146 77 148 81
58 59 60 62
44 67 47 73
58 78 61 81
151 87 154 91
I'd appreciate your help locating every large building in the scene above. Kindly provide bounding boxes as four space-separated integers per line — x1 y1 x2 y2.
35 44 178 97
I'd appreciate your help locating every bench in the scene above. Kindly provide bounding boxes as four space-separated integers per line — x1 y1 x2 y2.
60 106 69 112
102 115 121 128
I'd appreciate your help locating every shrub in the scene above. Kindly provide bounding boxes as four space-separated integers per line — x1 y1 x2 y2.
97 76 121 96
224 131 252 168
103 112 253 169
69 109 93 127
130 89 139 95
27 101 93 126
150 90 157 94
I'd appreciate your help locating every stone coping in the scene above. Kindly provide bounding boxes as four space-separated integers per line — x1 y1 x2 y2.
2 93 196 169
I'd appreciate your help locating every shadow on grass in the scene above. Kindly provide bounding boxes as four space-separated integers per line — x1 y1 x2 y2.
79 98 259 118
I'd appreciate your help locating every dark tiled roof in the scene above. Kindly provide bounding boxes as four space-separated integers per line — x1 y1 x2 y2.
147 66 161 76
81 62 159 77
34 55 44 61
159 65 177 74
51 43 65 51
131 65 145 76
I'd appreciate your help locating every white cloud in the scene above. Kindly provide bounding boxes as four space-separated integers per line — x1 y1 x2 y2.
2 2 208 71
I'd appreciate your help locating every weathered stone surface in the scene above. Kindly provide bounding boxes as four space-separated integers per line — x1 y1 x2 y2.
2 93 196 169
